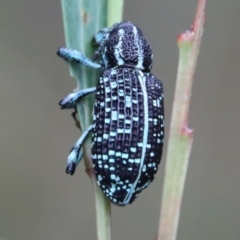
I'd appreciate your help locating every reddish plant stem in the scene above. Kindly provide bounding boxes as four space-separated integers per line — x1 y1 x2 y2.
156 0 206 240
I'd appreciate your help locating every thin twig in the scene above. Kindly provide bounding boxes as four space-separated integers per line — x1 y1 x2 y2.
156 0 206 240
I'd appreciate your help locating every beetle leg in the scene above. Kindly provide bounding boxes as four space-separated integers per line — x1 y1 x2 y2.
57 47 102 69
66 124 94 175
59 87 96 109
71 108 81 130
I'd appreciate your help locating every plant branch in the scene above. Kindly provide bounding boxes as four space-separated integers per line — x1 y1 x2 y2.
59 1 124 240
156 0 206 240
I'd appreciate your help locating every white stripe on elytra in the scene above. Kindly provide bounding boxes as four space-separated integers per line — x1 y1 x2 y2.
123 71 148 204
114 29 124 65
133 26 144 69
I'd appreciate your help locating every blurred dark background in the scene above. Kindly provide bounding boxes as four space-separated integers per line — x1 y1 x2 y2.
1 0 240 240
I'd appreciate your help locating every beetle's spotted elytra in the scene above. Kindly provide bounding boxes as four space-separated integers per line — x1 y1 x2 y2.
58 21 164 206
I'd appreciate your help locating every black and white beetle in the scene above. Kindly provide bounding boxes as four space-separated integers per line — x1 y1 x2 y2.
57 21 164 206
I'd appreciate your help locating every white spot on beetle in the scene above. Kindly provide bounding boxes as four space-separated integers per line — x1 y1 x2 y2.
104 118 111 124
111 81 117 88
103 134 108 139
150 152 155 157
130 147 136 152
135 159 141 163
111 111 118 120
125 96 132 107
110 174 116 180
109 150 115 155
117 128 124 133
110 131 116 136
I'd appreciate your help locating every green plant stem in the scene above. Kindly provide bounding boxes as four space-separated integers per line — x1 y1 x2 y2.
107 0 124 26
156 0 206 240
60 1 124 240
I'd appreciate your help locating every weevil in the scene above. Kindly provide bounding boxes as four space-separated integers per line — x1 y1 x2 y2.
57 21 164 206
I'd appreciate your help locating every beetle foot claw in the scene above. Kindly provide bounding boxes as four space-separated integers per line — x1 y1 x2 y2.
66 162 76 175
